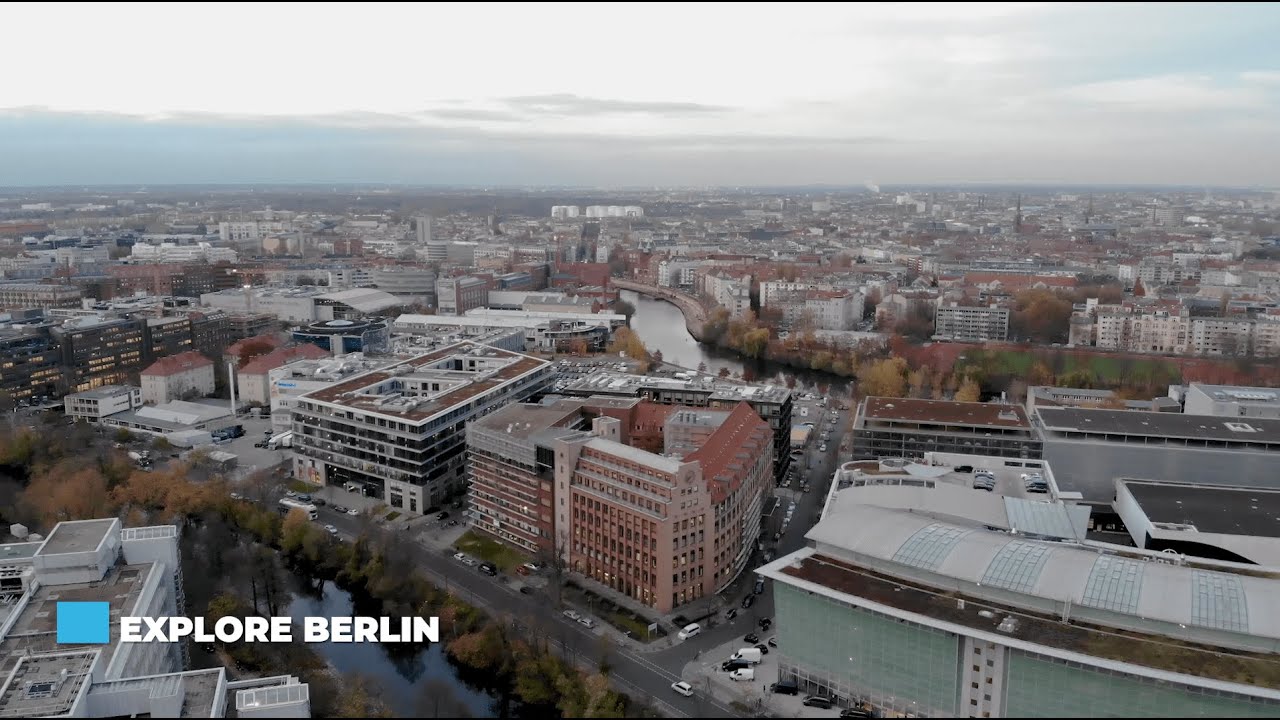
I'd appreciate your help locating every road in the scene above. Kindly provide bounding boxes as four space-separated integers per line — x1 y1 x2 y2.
284 400 853 718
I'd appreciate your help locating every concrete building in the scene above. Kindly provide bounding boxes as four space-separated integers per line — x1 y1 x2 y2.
1114 478 1280 566
99 399 238 438
1026 386 1180 414
144 315 194 361
0 326 61 401
435 276 488 316
758 478 1280 718
51 316 147 393
291 342 554 512
852 397 1041 460
140 351 215 405
934 303 1010 342
371 266 436 304
267 354 393 433
414 216 432 245
0 518 310 717
1034 406 1280 508
236 344 333 406
804 291 863 331
199 287 402 323
64 385 142 420
291 318 390 355
130 241 237 264
1184 383 1280 419
552 401 774 612
0 283 82 310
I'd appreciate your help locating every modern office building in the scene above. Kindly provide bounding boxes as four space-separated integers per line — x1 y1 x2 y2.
64 385 142 420
143 315 194 361
371 266 436 304
558 371 794 482
758 477 1280 718
199 287 402 323
291 318 390 355
291 342 554 512
1033 406 1280 506
266 354 393 433
934 303 1011 342
852 397 1041 460
0 518 311 717
553 401 774 612
0 326 62 400
51 316 148 392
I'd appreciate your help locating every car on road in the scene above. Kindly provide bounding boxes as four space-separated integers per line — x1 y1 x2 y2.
754 578 765 595
518 586 533 595
725 608 738 620
841 708 874 719
767 636 777 647
803 695 835 709
563 609 581 621
324 525 338 535
677 622 702 640
577 616 595 629
332 505 347 514
741 594 755 609
758 617 772 630
346 508 359 516
670 681 694 697
819 444 827 452
478 562 497 576
312 498 326 507
743 633 759 644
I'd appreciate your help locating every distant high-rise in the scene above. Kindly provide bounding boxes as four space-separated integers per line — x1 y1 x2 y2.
415 216 432 245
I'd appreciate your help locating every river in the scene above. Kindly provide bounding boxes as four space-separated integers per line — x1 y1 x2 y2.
620 289 852 396
287 579 501 718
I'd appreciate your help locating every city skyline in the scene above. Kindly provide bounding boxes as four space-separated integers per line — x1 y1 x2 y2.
2 2 1279 187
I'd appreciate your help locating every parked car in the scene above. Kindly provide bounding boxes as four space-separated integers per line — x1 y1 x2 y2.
758 617 772 630
478 562 497 576
767 636 777 647
346 508 359 516
771 679 800 695
332 505 347 514
437 511 450 521
312 498 326 507
728 668 754 682
841 708 874 719
755 643 769 655
754 578 766 595
725 608 738 620
744 632 760 644
577 616 595 629
670 681 694 697
803 695 836 709
563 609 581 622
296 494 312 503
518 586 533 595
741 594 755 609
678 623 702 640
453 552 469 562
324 525 338 535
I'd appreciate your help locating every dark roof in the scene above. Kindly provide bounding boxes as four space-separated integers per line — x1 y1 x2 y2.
1037 407 1280 445
863 397 1031 429
1124 480 1280 539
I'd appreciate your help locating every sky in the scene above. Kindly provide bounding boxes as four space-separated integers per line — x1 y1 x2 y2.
1 2 1279 188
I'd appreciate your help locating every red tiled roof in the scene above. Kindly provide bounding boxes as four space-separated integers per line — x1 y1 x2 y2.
142 351 213 377
239 344 330 376
686 402 772 504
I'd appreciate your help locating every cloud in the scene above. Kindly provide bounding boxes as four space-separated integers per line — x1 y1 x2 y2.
498 94 732 117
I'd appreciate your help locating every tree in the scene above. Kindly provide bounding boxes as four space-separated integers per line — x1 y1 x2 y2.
22 462 113 527
955 377 982 402
893 303 935 341
612 298 636 321
857 357 908 398
742 328 771 358
606 327 650 363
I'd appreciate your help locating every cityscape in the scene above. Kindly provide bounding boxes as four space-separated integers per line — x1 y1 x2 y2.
1 2 1279 719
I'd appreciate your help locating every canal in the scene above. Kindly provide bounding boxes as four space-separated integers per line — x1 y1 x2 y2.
287 579 500 717
620 289 852 396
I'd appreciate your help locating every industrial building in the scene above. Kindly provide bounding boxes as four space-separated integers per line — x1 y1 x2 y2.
1182 382 1280 419
291 342 554 513
0 518 310 717
199 286 403 323
64 385 142 421
290 318 390 355
1114 478 1280 566
758 464 1280 718
852 397 1041 460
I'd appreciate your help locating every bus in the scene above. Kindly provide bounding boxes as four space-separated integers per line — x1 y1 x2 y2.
278 498 318 520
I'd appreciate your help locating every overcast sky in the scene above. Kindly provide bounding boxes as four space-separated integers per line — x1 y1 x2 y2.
2 2 1278 187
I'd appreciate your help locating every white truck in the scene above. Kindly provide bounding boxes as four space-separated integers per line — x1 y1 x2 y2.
730 648 763 665
266 431 293 450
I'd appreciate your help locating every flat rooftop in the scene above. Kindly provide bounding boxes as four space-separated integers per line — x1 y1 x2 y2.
35 518 116 556
472 401 584 439
303 342 549 423
66 386 136 400
561 371 791 403
1037 407 1280 445
1192 383 1280 405
863 397 1031 429
1125 480 1280 538
774 552 1280 691
0 562 151 677
0 651 96 717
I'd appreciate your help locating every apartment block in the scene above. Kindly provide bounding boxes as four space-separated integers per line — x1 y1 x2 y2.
552 402 773 612
933 302 1009 341
292 342 553 512
144 315 194 361
141 350 215 405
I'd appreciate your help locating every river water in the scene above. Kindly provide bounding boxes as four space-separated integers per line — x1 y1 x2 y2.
287 580 499 717
620 289 851 396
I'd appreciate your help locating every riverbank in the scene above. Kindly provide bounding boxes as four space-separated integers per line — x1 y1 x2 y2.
614 278 709 340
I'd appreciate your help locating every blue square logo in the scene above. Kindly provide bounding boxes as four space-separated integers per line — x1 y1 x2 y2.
56 602 110 644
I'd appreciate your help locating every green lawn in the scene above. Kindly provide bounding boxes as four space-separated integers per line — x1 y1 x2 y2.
384 510 401 521
957 349 1181 386
453 529 528 572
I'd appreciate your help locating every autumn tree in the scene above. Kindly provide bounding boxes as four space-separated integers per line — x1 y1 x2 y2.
955 377 982 402
857 357 909 398
234 338 275 367
22 462 113 526
1010 289 1074 343
741 328 771 359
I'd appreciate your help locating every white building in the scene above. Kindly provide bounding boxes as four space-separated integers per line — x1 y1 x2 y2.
267 354 392 432
414 215 432 245
64 385 142 420
0 518 311 718
140 351 215 405
130 242 237 264
804 291 863 331
1183 382 1280 419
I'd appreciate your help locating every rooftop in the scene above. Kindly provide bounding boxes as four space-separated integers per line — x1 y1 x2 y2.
66 385 136 401
0 651 97 717
472 401 585 440
1190 383 1280 406
303 341 550 423
863 397 1031 429
141 351 213 378
1124 480 1280 540
1036 407 1280 445
560 370 791 404
35 518 116 556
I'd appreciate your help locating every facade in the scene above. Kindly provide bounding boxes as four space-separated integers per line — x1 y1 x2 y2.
140 350 215 405
64 385 142 420
291 342 554 512
51 316 147 393
0 518 310 717
226 312 276 341
371 266 436 303
267 355 393 432
852 397 1041 460
291 318 390 355
934 303 1010 341
200 287 402 323
236 344 333 406
1034 406 1280 506
435 276 489 316
0 327 62 400
1184 382 1280 419
758 481 1280 719
144 315 194 361
552 402 773 612
0 282 81 310
1073 304 1280 357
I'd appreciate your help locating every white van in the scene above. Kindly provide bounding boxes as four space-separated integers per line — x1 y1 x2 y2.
728 668 755 682
678 623 702 640
731 648 763 665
